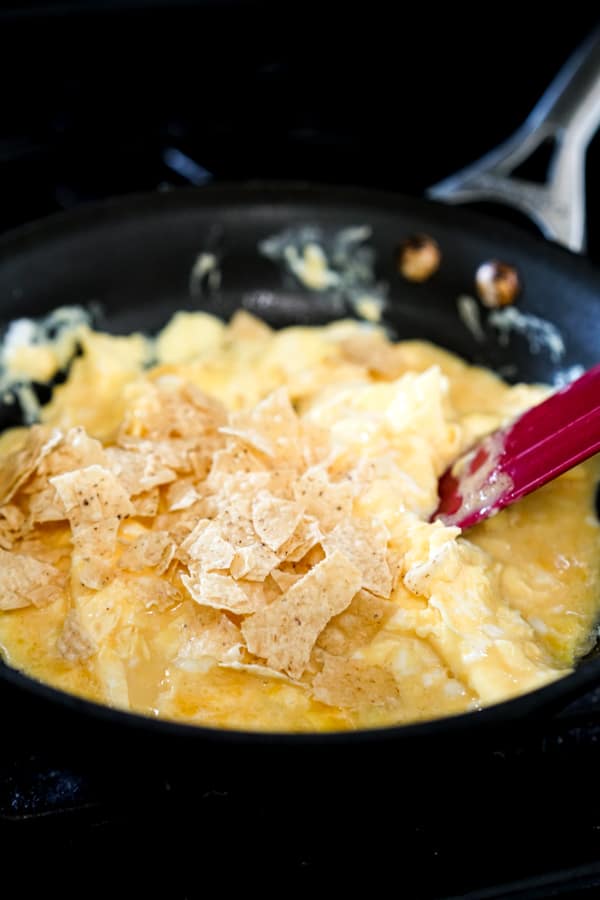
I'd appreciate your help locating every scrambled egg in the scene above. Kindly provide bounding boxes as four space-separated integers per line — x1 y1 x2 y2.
0 309 598 732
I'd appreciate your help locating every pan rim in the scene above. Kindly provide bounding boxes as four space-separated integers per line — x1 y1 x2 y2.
0 179 599 744
2 649 599 745
0 179 598 284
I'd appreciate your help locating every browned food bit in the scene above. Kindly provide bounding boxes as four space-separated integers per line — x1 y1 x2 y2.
475 260 521 308
396 234 441 283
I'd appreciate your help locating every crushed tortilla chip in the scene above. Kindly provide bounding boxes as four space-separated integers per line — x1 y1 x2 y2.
57 609 96 662
279 515 322 563
241 549 362 678
220 388 301 463
321 517 392 597
251 490 304 551
0 503 27 548
26 484 66 524
51 464 134 527
119 531 175 574
175 606 242 664
270 567 302 592
0 425 62 505
0 548 65 609
182 569 266 614
179 520 236 570
207 445 268 484
73 550 117 591
17 535 71 567
230 542 280 582
39 426 105 478
317 589 393 656
105 446 176 494
311 655 400 708
293 466 355 531
165 478 201 511
131 489 161 518
130 575 182 611
218 658 299 683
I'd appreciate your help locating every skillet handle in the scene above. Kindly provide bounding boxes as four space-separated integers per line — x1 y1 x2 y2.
428 27 600 254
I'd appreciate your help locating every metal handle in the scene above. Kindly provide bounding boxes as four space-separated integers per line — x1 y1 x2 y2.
428 27 600 253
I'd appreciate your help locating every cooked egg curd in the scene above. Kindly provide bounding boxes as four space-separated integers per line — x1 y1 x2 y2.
0 310 598 732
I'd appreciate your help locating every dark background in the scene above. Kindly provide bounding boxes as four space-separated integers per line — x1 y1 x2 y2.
1 2 600 258
2 4 600 897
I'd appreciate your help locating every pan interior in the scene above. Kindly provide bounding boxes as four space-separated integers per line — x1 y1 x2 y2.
0 182 599 712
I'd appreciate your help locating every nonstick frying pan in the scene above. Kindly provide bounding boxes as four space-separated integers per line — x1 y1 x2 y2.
1 32 600 772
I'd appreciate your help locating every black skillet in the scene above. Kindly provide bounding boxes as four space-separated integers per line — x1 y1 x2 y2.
0 34 599 779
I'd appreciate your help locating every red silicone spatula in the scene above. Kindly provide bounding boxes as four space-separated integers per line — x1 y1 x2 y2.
434 363 600 529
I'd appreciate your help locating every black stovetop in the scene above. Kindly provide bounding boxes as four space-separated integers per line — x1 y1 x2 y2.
2 5 600 896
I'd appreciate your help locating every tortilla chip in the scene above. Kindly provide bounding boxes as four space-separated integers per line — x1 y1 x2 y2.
175 606 242 664
165 478 201 512
270 567 302 592
72 514 121 550
0 503 27 548
251 490 304 551
293 466 355 530
218 659 298 683
311 655 400 708
17 535 71 567
317 589 393 655
181 569 266 614
179 520 236 570
75 558 114 591
241 549 362 678
207 445 268 485
220 387 301 463
279 516 322 563
0 425 62 505
130 575 182 611
0 503 25 532
119 530 175 574
105 446 176 494
230 542 280 582
120 379 226 445
51 464 135 527
0 548 65 609
321 517 392 597
39 426 105 477
27 483 66 524
131 489 160 518
117 435 196 475
57 609 96 662
212 470 272 508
